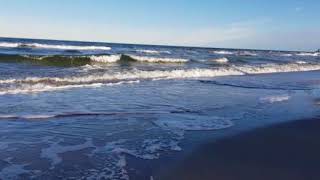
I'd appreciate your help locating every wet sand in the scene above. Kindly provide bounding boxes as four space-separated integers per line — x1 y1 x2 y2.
160 118 320 180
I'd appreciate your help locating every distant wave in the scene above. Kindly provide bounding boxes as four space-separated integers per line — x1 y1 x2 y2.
212 50 234 55
212 50 257 56
0 54 93 67
124 55 189 63
0 42 20 48
260 95 291 103
135 49 171 54
0 42 111 51
1 62 320 94
296 52 319 57
239 51 257 56
0 54 189 66
295 61 307 64
210 57 229 64
280 53 293 57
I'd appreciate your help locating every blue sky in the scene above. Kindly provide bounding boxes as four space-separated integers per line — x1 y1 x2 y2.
0 0 319 50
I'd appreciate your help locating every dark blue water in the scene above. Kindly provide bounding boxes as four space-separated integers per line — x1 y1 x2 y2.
0 37 320 179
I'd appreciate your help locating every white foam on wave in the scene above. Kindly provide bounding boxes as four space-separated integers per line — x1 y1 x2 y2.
212 50 234 55
81 64 104 71
210 57 229 64
0 79 19 84
280 53 293 57
260 95 291 103
89 55 121 63
295 60 307 64
2 62 320 95
136 49 171 54
0 42 21 48
0 68 242 85
0 81 139 95
236 63 320 74
0 83 102 95
29 43 111 51
239 51 257 56
21 55 53 60
22 115 58 119
0 42 111 51
128 55 189 63
0 115 18 119
297 52 319 57
41 138 95 168
0 114 57 120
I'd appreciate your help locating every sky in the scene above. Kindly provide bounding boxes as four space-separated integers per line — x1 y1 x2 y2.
0 0 319 51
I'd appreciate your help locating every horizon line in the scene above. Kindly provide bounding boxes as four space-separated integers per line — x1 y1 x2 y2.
0 36 312 53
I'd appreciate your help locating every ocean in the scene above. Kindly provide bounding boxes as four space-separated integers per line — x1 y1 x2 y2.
0 37 320 179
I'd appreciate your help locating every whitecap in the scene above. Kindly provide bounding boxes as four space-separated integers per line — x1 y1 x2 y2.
260 95 291 103
89 55 121 63
297 52 319 57
128 55 189 63
135 49 171 54
212 50 234 55
210 57 229 64
25 43 112 51
235 63 320 74
0 81 140 95
0 42 111 51
0 42 21 48
280 53 293 57
295 61 307 64
3 62 320 95
21 115 57 119
239 51 257 56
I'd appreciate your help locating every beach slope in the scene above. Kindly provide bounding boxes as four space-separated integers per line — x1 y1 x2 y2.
163 118 320 180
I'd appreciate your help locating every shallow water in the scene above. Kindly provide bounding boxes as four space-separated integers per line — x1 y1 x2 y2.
0 37 320 179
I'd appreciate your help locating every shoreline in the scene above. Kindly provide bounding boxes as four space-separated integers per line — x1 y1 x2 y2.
159 118 320 180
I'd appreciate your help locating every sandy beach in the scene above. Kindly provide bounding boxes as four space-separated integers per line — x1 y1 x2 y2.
162 118 320 180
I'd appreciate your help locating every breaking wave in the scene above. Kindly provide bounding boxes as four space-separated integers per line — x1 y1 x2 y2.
0 42 20 48
212 50 257 56
0 68 242 85
135 49 171 54
124 55 189 63
210 57 229 64
0 42 111 51
260 95 291 103
239 51 257 56
0 54 189 66
212 50 234 55
297 52 319 57
235 63 320 74
1 62 320 94
89 55 121 63
0 80 139 95
280 53 293 57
